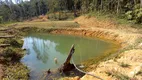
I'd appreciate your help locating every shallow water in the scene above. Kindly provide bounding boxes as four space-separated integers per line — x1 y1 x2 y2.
21 33 114 80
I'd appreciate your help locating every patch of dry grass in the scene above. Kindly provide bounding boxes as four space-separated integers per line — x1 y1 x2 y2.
14 21 79 29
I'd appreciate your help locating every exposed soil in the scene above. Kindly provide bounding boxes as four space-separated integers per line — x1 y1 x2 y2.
45 16 142 80
8 15 142 80
74 16 142 80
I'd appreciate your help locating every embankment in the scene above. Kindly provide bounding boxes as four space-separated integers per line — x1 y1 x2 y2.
12 15 142 80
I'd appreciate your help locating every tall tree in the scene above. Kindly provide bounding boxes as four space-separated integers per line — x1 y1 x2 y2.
140 0 142 8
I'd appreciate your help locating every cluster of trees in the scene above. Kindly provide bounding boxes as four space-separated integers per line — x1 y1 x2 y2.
0 0 48 23
0 0 142 23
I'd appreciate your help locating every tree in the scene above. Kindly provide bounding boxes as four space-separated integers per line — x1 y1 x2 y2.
140 0 142 8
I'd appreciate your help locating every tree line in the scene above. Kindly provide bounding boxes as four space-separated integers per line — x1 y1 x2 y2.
0 0 142 23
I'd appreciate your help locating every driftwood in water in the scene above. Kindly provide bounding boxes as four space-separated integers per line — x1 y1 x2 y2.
0 44 10 47
45 44 85 80
59 44 75 72
0 35 14 38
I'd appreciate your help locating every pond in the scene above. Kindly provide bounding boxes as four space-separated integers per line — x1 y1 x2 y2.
21 33 116 80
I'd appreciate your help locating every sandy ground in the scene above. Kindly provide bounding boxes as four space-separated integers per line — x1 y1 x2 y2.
5 15 142 80
36 16 142 80
73 16 142 80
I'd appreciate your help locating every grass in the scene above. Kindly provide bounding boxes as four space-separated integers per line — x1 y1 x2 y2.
47 12 76 21
2 63 29 80
136 69 142 76
14 21 79 29
106 70 130 80
119 62 131 68
0 26 29 80
86 11 142 29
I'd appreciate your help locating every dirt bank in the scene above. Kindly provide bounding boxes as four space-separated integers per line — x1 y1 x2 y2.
74 16 142 80
48 16 142 80
0 27 29 80
14 15 142 80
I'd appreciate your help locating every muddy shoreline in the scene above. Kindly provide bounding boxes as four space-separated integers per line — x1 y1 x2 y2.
1 15 141 79
18 25 142 80
19 27 122 70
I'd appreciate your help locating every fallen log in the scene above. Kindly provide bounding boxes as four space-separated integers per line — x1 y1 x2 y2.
0 35 15 38
59 44 75 72
0 44 10 47
45 44 85 80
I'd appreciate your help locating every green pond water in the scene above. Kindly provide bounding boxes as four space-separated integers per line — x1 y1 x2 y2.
21 33 116 80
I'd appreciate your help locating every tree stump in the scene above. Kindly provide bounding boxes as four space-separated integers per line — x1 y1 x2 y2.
59 44 75 72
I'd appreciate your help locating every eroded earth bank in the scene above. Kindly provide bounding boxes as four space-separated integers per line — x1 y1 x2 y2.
0 16 142 80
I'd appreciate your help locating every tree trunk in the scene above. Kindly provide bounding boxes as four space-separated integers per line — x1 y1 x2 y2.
0 44 10 47
0 35 14 38
117 0 120 14
45 44 85 80
140 0 142 8
59 44 75 72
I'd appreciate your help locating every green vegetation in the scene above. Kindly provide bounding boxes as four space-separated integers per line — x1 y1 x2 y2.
119 62 131 68
3 39 22 48
0 0 142 24
106 70 130 80
15 21 79 28
125 4 142 23
3 63 29 80
136 69 142 76
0 27 29 79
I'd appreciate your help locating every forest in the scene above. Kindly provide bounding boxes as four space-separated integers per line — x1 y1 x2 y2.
0 0 142 23
0 0 142 80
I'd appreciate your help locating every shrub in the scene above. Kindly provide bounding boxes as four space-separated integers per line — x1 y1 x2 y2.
0 16 3 23
2 48 16 58
106 70 130 80
3 39 22 47
2 47 22 62
120 62 131 68
125 4 142 23
125 11 133 20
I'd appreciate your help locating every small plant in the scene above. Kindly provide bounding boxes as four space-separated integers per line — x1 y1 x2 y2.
136 69 142 76
0 16 3 23
3 39 22 47
125 11 133 20
125 4 142 23
2 47 16 58
105 70 130 80
2 47 22 61
120 62 131 68
114 73 130 80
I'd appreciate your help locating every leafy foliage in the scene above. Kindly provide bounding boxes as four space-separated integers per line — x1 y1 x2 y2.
0 0 142 24
119 62 131 68
2 47 16 58
125 4 142 23
0 16 3 23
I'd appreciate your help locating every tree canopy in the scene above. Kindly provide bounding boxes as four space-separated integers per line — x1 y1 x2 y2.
0 0 142 23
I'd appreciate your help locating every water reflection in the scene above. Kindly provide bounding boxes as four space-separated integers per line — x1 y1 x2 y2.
22 37 67 80
32 38 49 63
21 34 113 80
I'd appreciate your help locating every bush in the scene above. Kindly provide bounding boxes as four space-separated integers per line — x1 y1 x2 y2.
2 47 22 62
119 62 131 68
125 4 142 23
0 16 3 23
2 48 16 58
3 39 22 48
125 11 133 20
